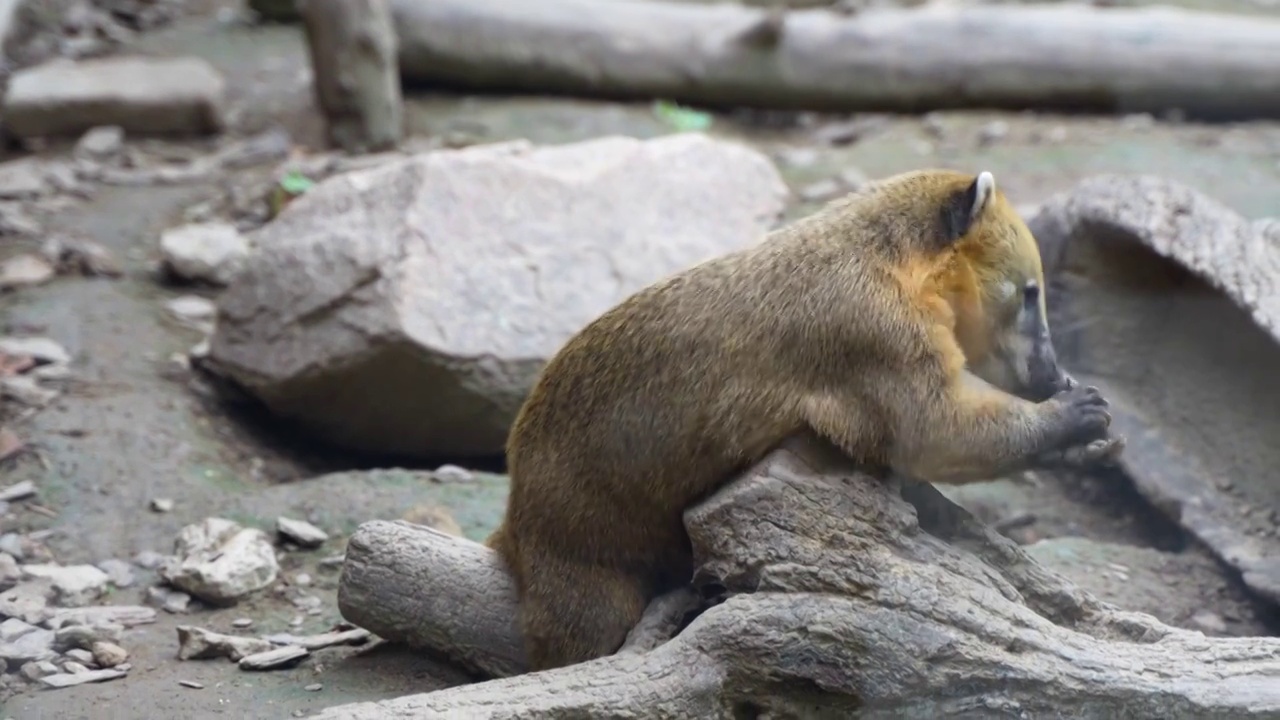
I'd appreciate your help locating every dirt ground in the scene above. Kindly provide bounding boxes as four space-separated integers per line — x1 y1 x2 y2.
2 0 1280 718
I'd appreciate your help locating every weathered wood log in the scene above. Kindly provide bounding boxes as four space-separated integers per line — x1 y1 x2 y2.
386 0 1280 120
324 435 1280 719
1029 174 1280 606
299 0 402 153
337 522 526 678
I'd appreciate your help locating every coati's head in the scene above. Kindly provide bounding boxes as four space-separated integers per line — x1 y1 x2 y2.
932 170 1073 402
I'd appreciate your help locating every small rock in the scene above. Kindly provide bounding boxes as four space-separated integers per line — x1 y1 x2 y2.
0 337 70 366
239 645 308 671
294 573 311 587
21 564 110 607
39 667 127 688
133 550 169 570
0 159 51 199
232 618 253 628
75 126 126 161
0 534 25 559
0 618 37 642
20 660 58 680
305 683 322 691
96 559 135 588
798 179 842 203
162 518 279 605
0 626 55 667
276 517 328 549
5 57 226 139
90 641 128 668
921 113 946 138
150 498 175 513
41 235 123 278
317 555 344 570
431 464 474 483
164 295 217 323
2 375 59 406
62 660 92 674
0 254 56 290
176 625 273 661
179 679 205 689
0 579 54 624
159 222 250 286
53 622 122 651
63 648 96 665
146 586 191 614
0 201 44 236
0 481 35 502
978 120 1009 146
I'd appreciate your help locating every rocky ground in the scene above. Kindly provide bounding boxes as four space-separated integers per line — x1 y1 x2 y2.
1 0 1279 718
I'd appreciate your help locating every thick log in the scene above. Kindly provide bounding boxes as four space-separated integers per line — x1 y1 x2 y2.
337 523 527 678
323 435 1280 719
299 0 402 152
387 0 1280 120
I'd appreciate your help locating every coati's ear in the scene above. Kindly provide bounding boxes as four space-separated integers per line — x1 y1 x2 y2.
940 170 996 243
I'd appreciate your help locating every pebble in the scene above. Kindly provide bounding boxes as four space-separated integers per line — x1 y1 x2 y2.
263 628 371 651
431 464 474 483
133 550 169 570
1190 609 1228 634
0 254 56 290
64 648 96 665
62 660 92 674
305 683 322 691
179 679 205 689
96 559 136 588
150 498 175 513
276 517 329 549
232 617 254 628
74 126 126 161
164 295 217 322
20 660 58 680
0 481 36 503
159 222 251 286
0 337 71 366
0 554 16 592
239 645 309 671
91 641 129 668
294 573 312 587
147 586 192 614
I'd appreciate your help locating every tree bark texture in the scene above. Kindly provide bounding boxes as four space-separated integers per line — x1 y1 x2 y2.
386 0 1280 120
322 435 1280 719
299 0 403 153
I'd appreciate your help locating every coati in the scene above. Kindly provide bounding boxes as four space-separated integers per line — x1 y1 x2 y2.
486 168 1121 672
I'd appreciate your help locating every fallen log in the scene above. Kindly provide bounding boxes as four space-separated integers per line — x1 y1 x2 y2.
299 0 403 152
1029 175 1280 606
387 0 1280 120
324 435 1280 719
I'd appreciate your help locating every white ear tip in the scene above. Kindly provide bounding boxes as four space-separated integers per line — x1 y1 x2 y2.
977 171 996 195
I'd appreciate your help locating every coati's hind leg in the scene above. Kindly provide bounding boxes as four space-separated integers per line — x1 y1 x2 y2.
517 551 650 671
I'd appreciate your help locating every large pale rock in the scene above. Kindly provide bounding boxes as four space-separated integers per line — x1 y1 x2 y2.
3 56 226 138
208 134 788 457
160 518 279 605
1029 174 1280 606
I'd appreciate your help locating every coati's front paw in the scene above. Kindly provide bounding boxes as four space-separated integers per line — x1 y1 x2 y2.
1047 384 1112 447
1035 436 1126 469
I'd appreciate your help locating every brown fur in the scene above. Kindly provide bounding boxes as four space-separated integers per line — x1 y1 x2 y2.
486 168 1111 672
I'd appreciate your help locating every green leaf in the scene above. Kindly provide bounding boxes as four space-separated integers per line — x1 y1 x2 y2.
279 171 315 195
653 100 713 132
